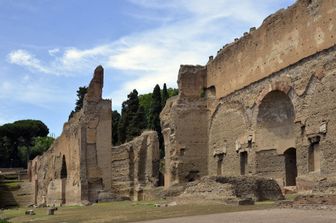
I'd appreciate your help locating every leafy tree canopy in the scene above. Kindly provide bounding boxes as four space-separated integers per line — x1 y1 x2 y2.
0 120 49 168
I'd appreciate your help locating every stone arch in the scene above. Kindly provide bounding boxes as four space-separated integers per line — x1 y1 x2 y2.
255 90 295 153
255 80 292 106
209 102 248 176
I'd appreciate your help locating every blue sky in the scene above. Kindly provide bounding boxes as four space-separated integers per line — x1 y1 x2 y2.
0 0 295 136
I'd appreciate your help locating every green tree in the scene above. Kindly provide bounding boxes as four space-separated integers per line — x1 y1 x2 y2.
162 83 169 108
18 136 54 167
125 90 144 142
75 86 88 112
0 120 49 167
69 86 88 120
112 110 121 145
149 85 162 129
118 101 128 144
167 88 179 97
128 106 147 138
118 90 141 143
30 136 54 159
139 86 178 124
149 85 164 158
139 93 152 123
118 90 149 144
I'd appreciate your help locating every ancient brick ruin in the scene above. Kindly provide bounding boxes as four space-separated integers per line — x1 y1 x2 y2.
161 0 336 193
29 0 336 206
30 66 160 206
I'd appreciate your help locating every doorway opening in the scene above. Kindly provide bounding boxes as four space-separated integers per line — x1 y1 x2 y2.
284 148 297 186
60 155 67 204
240 151 248 176
216 154 224 176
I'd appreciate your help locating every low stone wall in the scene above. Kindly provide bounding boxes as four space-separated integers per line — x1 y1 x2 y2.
111 131 160 201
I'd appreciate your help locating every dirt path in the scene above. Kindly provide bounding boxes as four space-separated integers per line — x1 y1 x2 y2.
137 208 336 223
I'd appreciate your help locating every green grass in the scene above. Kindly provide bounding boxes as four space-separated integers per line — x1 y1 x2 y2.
285 194 298 201
2 175 19 181
0 200 275 223
0 181 22 190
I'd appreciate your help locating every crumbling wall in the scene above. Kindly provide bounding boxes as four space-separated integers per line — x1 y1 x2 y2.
207 0 336 98
255 150 285 179
208 103 248 176
162 0 336 193
180 176 284 202
81 67 112 202
207 46 336 189
31 115 82 206
31 66 112 205
111 131 160 201
161 65 209 189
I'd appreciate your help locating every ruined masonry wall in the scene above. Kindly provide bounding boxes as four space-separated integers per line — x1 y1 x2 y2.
162 0 336 190
207 0 336 98
161 66 209 189
111 131 160 201
31 116 82 205
208 46 336 187
31 66 112 205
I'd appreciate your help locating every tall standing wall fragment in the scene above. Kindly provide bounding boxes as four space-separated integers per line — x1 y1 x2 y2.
31 66 112 205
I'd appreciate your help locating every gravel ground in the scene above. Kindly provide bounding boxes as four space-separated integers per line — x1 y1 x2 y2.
137 208 336 223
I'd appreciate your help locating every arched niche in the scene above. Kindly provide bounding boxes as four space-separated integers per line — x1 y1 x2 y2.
255 90 295 153
209 103 248 176
61 155 67 179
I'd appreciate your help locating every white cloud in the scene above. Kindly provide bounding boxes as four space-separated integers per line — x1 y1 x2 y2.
7 0 294 108
8 49 51 73
48 48 60 56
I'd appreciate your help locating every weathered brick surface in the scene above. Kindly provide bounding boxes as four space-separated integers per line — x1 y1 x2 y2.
162 0 336 193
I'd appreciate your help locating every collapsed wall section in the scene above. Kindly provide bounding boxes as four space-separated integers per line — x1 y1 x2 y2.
161 65 209 189
110 131 160 201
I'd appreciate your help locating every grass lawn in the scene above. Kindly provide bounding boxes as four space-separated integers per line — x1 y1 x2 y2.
0 181 22 190
0 201 275 223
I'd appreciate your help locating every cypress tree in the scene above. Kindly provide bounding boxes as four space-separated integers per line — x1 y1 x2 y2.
118 101 128 144
75 86 88 112
135 106 147 131
112 110 121 145
128 106 147 139
149 85 162 129
118 89 148 143
125 90 140 142
162 83 169 108
149 84 164 158
68 86 88 120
